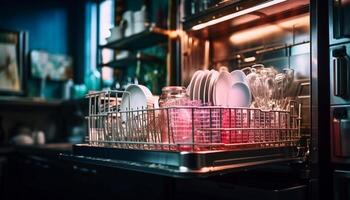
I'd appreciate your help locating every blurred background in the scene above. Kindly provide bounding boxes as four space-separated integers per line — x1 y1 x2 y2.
0 0 170 145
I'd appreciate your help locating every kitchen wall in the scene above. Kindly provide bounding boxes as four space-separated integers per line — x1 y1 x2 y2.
0 0 92 143
0 1 70 53
0 0 89 98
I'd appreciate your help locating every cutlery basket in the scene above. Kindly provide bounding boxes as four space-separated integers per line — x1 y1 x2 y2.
86 90 301 152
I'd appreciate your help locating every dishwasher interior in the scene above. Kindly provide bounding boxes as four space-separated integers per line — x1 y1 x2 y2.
181 0 311 160
65 2 312 195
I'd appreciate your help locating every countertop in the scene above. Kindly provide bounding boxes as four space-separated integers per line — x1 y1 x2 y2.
0 143 73 158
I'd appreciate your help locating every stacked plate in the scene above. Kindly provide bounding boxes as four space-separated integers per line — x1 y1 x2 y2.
187 68 251 107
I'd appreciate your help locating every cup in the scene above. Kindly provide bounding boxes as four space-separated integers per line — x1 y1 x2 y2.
33 130 45 145
107 26 123 42
133 6 147 34
133 22 146 34
122 10 134 37
133 6 147 22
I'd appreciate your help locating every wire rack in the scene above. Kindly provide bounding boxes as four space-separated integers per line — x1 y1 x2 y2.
86 90 301 152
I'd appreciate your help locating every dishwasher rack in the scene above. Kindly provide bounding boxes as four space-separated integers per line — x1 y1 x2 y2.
85 90 301 152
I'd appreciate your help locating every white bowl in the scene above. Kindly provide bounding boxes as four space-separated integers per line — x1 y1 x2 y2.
231 70 247 84
228 81 251 107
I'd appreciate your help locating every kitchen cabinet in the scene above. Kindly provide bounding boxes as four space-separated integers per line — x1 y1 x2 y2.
0 147 12 200
329 0 350 45
3 146 171 200
334 170 350 200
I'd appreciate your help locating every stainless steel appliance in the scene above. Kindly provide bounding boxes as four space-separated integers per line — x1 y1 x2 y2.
70 0 311 198
330 1 350 199
178 0 324 199
66 0 339 199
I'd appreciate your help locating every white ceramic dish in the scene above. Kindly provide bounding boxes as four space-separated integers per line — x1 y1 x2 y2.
209 70 219 104
193 71 206 100
120 84 153 121
198 70 210 102
202 70 213 103
203 70 219 104
187 70 203 100
213 70 233 106
231 70 247 84
228 81 251 107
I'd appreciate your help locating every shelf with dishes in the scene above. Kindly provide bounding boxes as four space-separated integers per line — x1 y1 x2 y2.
99 52 165 69
97 4 173 92
98 24 169 91
100 25 169 51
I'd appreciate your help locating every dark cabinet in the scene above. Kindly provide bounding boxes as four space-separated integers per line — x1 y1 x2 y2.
4 153 170 200
334 170 350 200
4 154 75 200
0 156 7 200
329 0 350 45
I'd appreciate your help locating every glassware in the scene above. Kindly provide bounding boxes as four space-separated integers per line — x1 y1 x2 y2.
246 64 295 110
159 86 190 107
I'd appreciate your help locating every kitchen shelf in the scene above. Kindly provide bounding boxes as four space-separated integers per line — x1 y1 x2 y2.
100 26 169 51
99 53 164 68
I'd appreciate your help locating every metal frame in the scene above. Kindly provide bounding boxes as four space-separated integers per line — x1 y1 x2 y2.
310 0 332 199
85 90 301 152
66 144 300 178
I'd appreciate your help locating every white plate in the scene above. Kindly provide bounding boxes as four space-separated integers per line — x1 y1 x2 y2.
202 70 213 103
187 70 204 100
231 70 247 84
203 70 219 104
213 70 233 106
193 71 206 100
198 70 210 102
120 84 153 121
228 81 251 107
209 70 219 104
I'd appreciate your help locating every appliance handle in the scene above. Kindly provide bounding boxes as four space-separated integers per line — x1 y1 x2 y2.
333 53 348 97
333 118 343 157
333 0 342 39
